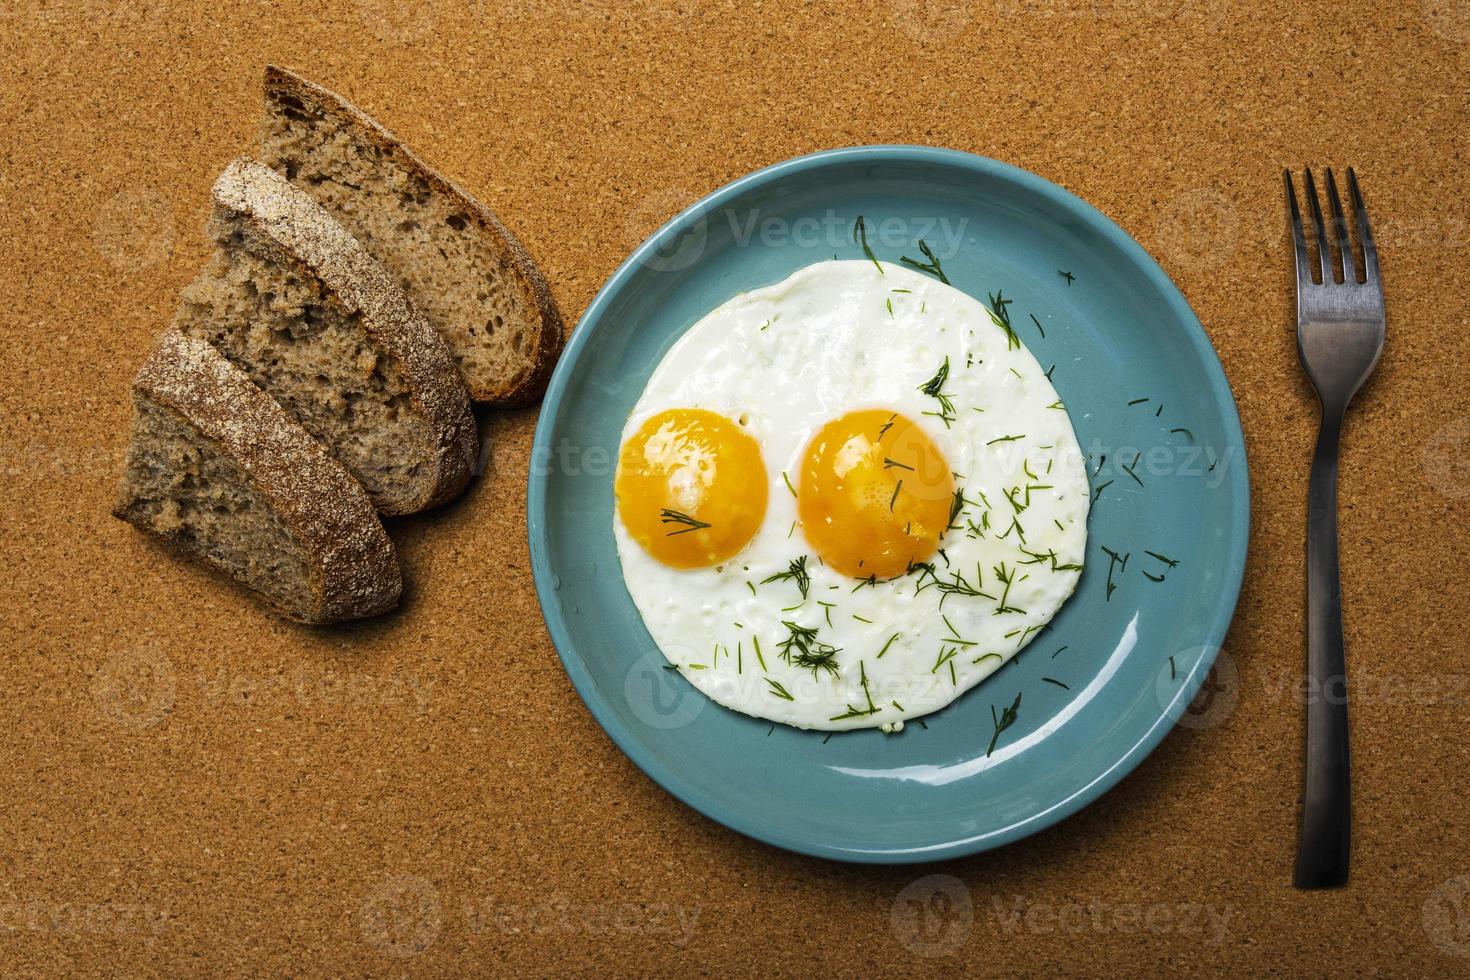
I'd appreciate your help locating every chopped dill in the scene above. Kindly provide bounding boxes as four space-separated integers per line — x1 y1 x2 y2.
1058 269 1075 285
766 677 794 701
999 517 1026 543
830 661 880 720
854 216 883 275
1142 550 1179 583
1009 624 1043 645
1018 546 1059 568
1101 546 1130 601
919 357 949 397
1042 677 1070 690
1022 483 1052 507
948 487 968 527
898 239 950 284
884 457 915 471
918 357 956 427
660 509 710 535
761 555 811 600
1029 313 1045 338
782 470 796 497
1122 452 1144 487
941 614 976 645
777 620 841 678
1051 645 1069 658
876 633 900 659
1170 427 1196 442
985 291 1021 350
913 563 996 605
986 434 1024 445
932 645 959 674
987 692 1022 757
994 562 1025 615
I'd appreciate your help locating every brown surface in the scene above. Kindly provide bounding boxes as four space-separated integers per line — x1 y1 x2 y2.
2 1 1468 975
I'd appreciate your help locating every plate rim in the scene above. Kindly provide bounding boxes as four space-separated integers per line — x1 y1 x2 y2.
527 144 1251 863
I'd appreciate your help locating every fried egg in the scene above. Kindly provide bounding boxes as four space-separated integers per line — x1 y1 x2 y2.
613 259 1088 731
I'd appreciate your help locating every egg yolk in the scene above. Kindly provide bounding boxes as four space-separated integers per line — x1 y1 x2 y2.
798 410 954 579
616 408 768 569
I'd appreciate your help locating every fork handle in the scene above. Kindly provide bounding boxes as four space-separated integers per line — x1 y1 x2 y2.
1296 408 1351 888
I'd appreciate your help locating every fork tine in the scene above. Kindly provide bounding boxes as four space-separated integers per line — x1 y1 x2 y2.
1346 168 1379 285
1303 169 1331 284
1284 171 1313 294
1324 169 1356 283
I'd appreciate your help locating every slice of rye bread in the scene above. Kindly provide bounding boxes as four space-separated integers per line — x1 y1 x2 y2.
259 64 564 406
175 157 477 516
115 329 401 624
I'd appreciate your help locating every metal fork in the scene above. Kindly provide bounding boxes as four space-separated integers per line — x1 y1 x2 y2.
1284 168 1385 889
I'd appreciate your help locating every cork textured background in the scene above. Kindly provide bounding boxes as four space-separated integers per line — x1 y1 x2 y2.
3 0 1469 974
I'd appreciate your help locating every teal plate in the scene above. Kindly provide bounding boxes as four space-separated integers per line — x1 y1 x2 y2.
528 146 1249 863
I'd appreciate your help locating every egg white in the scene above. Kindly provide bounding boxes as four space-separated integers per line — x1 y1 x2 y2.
613 260 1089 731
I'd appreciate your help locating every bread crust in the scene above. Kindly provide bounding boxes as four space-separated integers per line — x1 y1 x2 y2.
210 157 477 514
115 329 402 624
263 64 564 406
